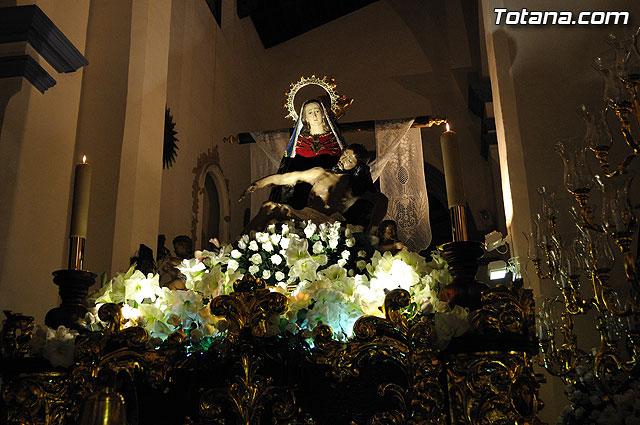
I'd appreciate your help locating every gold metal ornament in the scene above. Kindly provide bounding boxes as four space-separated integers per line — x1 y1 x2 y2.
447 352 544 425
1 310 34 359
1 372 72 425
77 387 127 425
284 75 342 121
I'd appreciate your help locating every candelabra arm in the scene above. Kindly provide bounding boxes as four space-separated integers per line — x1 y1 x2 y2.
575 196 603 232
612 152 638 176
623 252 640 306
626 331 640 369
532 258 552 280
593 148 612 175
601 285 635 316
562 286 590 314
632 85 640 132
615 105 640 155
560 312 578 351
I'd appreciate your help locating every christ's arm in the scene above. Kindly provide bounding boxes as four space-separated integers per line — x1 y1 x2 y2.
239 167 327 202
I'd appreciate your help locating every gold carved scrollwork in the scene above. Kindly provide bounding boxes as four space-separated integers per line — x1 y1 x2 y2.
314 289 448 425
209 276 287 341
195 275 304 424
447 353 543 425
469 281 536 337
196 354 300 425
70 302 188 424
1 310 34 359
1 372 71 425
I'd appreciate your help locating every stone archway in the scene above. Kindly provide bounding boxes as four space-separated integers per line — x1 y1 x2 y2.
191 146 230 248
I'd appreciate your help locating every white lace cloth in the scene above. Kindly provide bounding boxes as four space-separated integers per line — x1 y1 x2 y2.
250 131 290 214
374 119 431 252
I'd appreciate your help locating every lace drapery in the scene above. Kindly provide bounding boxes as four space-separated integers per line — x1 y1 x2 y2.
250 131 290 214
375 119 431 252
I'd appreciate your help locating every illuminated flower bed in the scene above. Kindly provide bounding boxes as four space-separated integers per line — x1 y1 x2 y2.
32 221 470 366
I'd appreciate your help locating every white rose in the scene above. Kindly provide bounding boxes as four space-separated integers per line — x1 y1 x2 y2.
356 260 367 270
329 238 339 250
275 271 285 282
250 253 262 264
341 250 350 260
40 326 79 368
249 240 259 251
338 259 347 267
345 237 355 247
227 259 239 272
248 264 260 275
270 254 283 265
262 241 274 252
270 233 281 245
280 237 290 249
304 222 317 238
281 223 290 235
262 269 271 279
231 249 242 259
238 235 249 249
313 241 324 254
358 250 367 258
267 223 276 233
255 232 269 243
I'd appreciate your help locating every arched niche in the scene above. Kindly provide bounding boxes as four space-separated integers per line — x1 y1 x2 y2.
191 146 230 248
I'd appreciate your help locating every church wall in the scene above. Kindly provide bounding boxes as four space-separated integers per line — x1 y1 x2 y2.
0 0 173 324
0 0 90 324
72 0 171 278
74 0 133 286
109 0 172 274
256 0 495 243
481 0 640 421
158 1 267 250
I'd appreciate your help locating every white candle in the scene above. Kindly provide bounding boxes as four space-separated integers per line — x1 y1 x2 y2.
440 123 465 208
70 155 91 238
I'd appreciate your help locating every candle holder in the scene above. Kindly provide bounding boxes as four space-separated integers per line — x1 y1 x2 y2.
449 205 468 242
69 236 85 270
438 240 488 311
45 269 96 331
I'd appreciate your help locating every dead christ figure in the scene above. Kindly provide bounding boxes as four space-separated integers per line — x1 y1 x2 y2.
240 144 388 231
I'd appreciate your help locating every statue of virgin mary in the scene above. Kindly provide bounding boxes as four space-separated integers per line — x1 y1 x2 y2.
269 98 346 209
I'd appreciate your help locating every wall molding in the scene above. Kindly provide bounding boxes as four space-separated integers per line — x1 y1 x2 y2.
0 55 55 93
0 5 88 93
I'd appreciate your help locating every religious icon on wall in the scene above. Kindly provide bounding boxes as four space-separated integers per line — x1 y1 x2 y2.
163 107 179 169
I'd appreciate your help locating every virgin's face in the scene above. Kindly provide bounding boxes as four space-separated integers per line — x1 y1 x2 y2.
303 103 323 126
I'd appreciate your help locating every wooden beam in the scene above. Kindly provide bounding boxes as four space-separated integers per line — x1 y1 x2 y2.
232 115 445 144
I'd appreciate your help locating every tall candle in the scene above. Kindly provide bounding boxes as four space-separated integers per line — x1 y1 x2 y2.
70 155 91 238
440 123 465 207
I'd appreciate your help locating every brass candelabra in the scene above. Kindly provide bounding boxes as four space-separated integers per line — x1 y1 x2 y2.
529 29 640 397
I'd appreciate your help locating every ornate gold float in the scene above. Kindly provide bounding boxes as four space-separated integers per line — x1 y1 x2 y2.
0 259 544 425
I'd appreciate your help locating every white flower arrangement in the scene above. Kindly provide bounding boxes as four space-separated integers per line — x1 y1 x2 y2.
83 220 466 351
30 325 79 368
556 365 640 425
